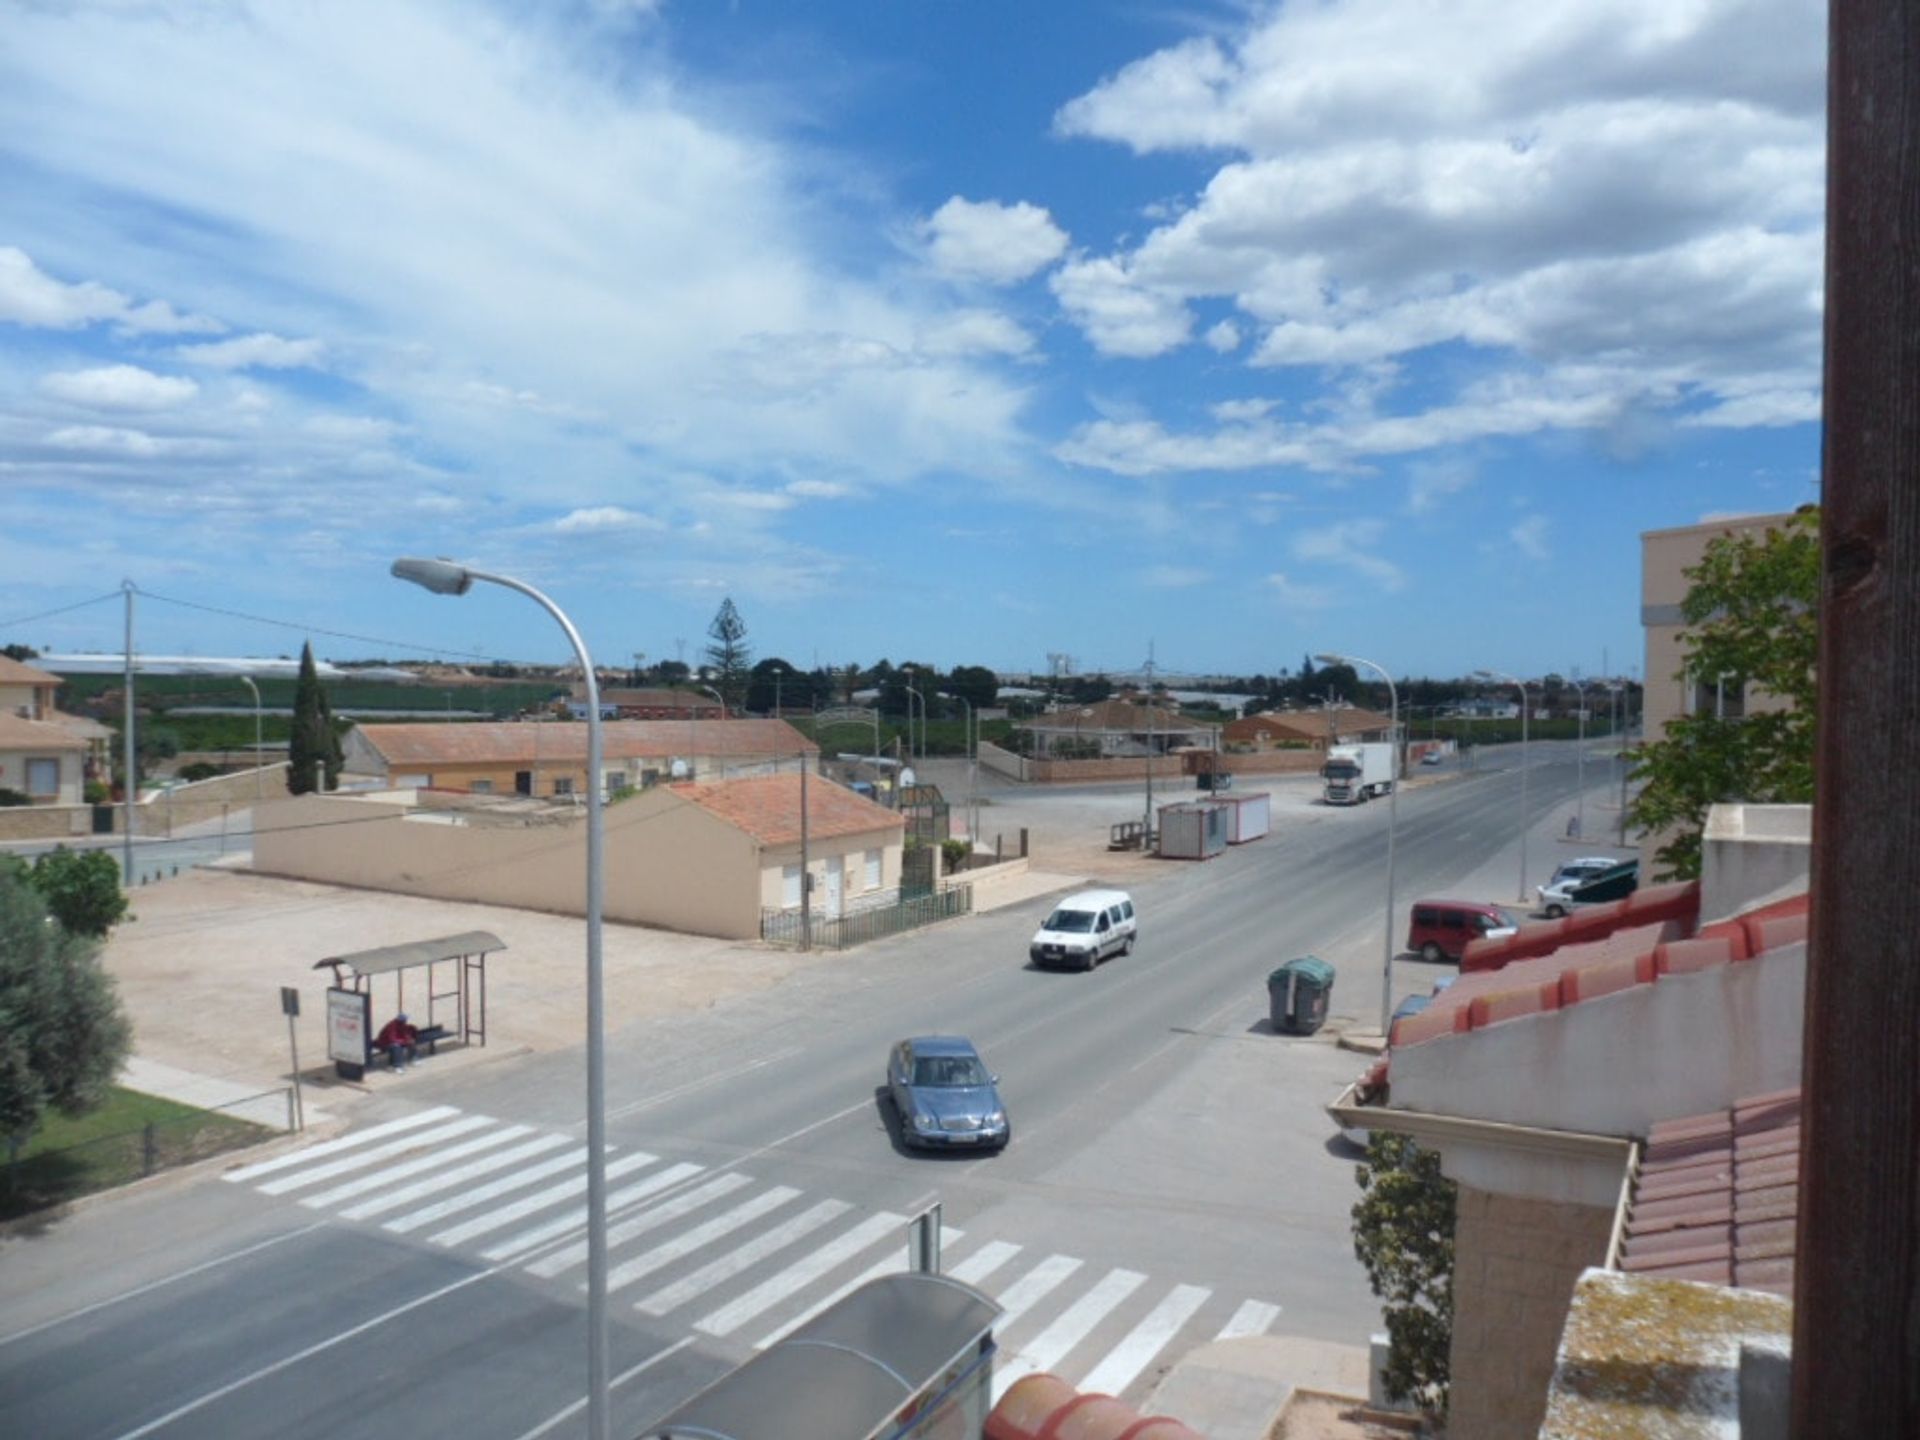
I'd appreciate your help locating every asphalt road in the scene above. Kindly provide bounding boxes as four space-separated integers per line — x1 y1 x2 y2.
0 743 1620 1439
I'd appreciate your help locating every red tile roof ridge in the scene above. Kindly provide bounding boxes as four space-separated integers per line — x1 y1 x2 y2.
671 771 903 845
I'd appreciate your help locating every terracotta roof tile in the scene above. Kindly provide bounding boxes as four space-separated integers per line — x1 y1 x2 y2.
672 772 903 846
357 718 818 767
1621 1087 1801 1298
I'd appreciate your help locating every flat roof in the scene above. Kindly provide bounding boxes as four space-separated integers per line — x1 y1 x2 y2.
314 930 506 977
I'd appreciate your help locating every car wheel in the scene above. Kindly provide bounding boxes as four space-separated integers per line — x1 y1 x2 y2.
1545 903 1567 919
1123 934 1135 956
1083 947 1097 972
1420 941 1443 963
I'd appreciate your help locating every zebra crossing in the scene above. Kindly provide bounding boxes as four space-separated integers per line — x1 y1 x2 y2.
223 1105 1282 1402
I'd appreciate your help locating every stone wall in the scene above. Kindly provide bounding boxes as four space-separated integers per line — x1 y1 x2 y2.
1448 1183 1615 1439
149 764 290 834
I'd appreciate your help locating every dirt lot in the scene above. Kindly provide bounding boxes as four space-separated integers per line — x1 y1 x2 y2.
102 867 843 1096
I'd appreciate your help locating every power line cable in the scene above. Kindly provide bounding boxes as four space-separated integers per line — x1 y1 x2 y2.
0 589 124 630
132 587 538 666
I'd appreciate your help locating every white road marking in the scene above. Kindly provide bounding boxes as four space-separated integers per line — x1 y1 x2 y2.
947 1239 1021 1287
601 1187 800 1294
605 1046 803 1122
222 1107 459 1183
299 1124 535 1209
753 1228 966 1350
635 1198 851 1317
337 1133 574 1221
519 1170 742 1275
1216 1298 1282 1340
988 1253 1083 1333
1077 1283 1210 1398
108 1264 498 1440
0 1223 328 1349
694 1211 904 1338
429 1151 659 1250
507 1336 696 1440
993 1268 1147 1401
382 1146 592 1234
256 1115 496 1195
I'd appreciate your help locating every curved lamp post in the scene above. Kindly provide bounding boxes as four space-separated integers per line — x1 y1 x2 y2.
391 557 611 1440
903 683 925 765
238 674 263 802
1475 668 1532 904
1569 678 1589 840
1317 652 1399 1036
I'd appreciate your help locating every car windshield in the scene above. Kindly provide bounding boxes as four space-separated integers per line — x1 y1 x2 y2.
912 1055 989 1087
1044 909 1096 932
1490 906 1518 928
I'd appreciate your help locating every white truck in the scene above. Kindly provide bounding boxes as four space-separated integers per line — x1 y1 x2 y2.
1321 742 1396 804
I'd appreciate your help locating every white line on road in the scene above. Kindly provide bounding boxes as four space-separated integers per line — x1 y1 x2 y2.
109 1264 499 1440
753 1228 967 1350
507 1336 696 1440
221 1107 459 1183
987 1253 1083 1333
601 1187 800 1294
605 1046 803 1123
337 1133 573 1222
694 1211 904 1338
298 1124 535 1209
255 1115 496 1195
993 1268 1147 1401
636 1198 851 1317
1077 1283 1210 1398
0 1222 329 1349
947 1239 1021 1287
432 1151 661 1251
382 1146 591 1234
520 1170 741 1275
1216 1298 1282 1340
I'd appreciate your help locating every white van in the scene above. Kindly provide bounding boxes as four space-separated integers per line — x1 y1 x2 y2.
1029 888 1137 971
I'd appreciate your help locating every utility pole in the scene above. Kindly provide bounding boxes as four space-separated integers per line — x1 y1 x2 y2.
122 580 136 884
798 756 811 952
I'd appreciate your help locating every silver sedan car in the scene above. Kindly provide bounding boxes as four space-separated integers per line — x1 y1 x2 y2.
886 1036 1010 1152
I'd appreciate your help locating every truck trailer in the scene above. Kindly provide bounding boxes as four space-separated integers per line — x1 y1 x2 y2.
1321 742 1396 804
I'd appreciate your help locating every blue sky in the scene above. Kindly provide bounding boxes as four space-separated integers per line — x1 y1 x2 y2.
0 0 1824 683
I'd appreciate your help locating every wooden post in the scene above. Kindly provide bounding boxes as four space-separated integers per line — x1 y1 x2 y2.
1793 0 1920 1432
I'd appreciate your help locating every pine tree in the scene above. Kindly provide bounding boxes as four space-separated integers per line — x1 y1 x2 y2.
703 598 752 712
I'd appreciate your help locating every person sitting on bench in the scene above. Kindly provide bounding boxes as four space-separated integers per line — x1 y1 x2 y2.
375 1012 419 1072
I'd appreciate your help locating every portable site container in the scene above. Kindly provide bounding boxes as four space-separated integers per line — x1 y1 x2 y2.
1216 791 1271 843
1157 801 1229 860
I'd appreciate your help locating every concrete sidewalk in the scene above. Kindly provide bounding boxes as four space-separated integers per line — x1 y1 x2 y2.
119 1054 330 1130
1145 1334 1373 1438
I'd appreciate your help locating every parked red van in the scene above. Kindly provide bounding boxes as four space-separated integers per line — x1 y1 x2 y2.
1407 900 1520 963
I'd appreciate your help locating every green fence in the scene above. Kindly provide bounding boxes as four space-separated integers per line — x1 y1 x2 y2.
761 885 973 950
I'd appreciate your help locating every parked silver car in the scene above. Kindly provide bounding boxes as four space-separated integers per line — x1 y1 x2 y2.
886 1036 1009 1151
1536 856 1629 917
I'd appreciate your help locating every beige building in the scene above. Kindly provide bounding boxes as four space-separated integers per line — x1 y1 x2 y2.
341 718 817 796
0 711 88 805
253 771 903 940
1641 511 1803 744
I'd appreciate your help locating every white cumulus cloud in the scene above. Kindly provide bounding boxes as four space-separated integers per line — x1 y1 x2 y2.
177 332 325 370
920 197 1069 285
1291 519 1406 591
41 364 199 411
1510 513 1550 558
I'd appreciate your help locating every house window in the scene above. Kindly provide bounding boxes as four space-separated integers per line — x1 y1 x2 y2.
864 848 881 890
469 779 494 794
1692 677 1746 720
553 777 575 796
782 863 802 908
606 771 627 793
25 757 59 797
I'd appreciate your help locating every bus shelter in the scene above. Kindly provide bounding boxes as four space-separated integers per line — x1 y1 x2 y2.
638 1272 1000 1440
314 930 503 1079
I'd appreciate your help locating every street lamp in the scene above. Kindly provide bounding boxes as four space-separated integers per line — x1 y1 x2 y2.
1474 668 1532 904
1568 678 1590 840
903 682 925 765
238 674 263 802
1317 652 1399 1037
391 557 612 1440
692 683 727 780
946 691 978 851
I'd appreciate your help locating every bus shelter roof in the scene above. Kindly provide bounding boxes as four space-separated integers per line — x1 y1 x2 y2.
313 930 506 978
637 1272 999 1440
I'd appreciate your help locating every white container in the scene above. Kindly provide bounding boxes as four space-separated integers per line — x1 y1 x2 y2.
1217 791 1270 843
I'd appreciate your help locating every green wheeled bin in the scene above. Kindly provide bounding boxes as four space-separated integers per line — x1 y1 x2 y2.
1268 956 1336 1036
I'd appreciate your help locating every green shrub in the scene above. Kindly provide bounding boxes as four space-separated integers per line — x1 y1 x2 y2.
1353 1131 1456 1418
0 788 30 808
